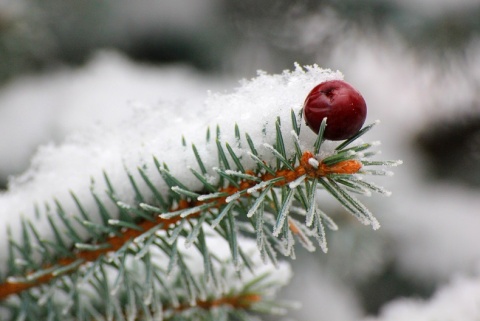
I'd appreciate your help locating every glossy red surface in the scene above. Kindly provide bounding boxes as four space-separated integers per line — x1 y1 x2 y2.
303 80 367 140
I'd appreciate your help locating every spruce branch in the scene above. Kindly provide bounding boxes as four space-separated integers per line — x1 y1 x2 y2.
1 116 398 302
0 66 401 320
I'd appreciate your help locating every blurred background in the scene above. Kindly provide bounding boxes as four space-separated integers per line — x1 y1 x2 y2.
1 0 480 320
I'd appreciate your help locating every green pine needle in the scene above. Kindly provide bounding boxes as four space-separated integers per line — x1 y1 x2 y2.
1 107 399 321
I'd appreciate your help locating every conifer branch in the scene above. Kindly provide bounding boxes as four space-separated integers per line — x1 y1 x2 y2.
0 100 400 319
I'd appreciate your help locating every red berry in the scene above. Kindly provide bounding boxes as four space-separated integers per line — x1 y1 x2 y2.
303 80 367 140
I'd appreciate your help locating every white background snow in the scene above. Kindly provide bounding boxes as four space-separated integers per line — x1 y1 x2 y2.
1 1 480 320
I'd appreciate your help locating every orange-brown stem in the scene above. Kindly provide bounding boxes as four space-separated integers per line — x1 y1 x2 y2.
0 205 196 300
172 293 262 312
0 151 361 300
128 292 261 320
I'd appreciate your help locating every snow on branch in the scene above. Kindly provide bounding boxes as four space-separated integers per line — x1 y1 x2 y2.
0 64 399 319
0 64 343 269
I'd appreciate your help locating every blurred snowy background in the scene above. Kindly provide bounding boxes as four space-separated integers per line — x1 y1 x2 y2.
1 0 480 320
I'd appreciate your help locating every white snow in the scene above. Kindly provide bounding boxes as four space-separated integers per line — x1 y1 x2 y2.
283 254 364 321
2 13 480 318
0 51 230 180
0 56 343 273
364 274 480 321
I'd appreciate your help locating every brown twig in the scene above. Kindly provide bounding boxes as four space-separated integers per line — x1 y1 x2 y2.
0 151 361 300
129 292 262 320
171 293 262 312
